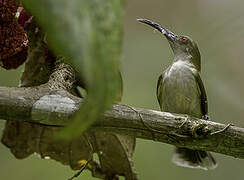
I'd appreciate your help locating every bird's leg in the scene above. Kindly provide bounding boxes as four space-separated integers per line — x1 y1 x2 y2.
210 124 233 136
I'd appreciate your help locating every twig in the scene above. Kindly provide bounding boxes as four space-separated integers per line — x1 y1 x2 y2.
67 159 91 180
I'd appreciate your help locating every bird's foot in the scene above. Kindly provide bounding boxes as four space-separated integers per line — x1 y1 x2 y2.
202 115 210 120
210 123 233 136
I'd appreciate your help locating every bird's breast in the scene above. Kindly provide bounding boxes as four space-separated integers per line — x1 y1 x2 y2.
160 61 202 118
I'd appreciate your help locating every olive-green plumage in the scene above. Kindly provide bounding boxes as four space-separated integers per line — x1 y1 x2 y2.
138 19 217 170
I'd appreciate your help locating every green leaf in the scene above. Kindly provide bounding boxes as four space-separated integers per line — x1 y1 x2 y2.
21 0 125 139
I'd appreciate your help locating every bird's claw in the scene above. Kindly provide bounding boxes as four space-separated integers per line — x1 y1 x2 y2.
202 115 210 120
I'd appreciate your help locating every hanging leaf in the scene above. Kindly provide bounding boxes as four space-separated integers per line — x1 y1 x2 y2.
2 121 138 179
21 0 124 139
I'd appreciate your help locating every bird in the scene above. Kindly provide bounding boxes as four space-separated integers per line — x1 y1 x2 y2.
137 18 217 170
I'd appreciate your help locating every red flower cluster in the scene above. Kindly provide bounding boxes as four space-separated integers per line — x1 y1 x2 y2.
0 0 28 69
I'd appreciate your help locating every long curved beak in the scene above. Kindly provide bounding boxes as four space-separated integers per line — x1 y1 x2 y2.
137 18 176 41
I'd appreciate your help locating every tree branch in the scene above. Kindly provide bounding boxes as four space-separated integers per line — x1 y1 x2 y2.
0 86 244 159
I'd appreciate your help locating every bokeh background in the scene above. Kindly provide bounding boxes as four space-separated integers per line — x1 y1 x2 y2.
1 0 244 179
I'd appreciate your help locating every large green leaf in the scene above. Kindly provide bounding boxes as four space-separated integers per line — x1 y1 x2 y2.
21 0 125 139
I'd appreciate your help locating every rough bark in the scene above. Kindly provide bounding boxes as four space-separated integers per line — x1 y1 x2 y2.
0 86 243 159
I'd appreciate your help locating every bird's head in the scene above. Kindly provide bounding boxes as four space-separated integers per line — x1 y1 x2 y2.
137 18 201 71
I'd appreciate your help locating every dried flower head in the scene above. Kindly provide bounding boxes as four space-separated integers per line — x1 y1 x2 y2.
0 0 28 69
0 0 19 22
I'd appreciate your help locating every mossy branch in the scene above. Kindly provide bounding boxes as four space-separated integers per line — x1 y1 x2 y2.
0 86 243 159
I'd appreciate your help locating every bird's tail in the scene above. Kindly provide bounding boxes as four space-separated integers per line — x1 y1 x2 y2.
172 147 217 170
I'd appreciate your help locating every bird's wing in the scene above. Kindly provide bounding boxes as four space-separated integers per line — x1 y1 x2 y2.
156 74 163 108
192 69 208 116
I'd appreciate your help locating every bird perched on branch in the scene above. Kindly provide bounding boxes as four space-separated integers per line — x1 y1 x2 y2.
137 18 217 170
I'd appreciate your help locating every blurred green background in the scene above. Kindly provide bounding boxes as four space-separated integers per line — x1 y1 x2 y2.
1 0 244 179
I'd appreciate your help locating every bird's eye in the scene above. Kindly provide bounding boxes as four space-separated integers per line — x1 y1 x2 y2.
180 37 188 44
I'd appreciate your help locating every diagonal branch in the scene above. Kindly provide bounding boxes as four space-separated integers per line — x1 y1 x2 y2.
0 86 244 159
